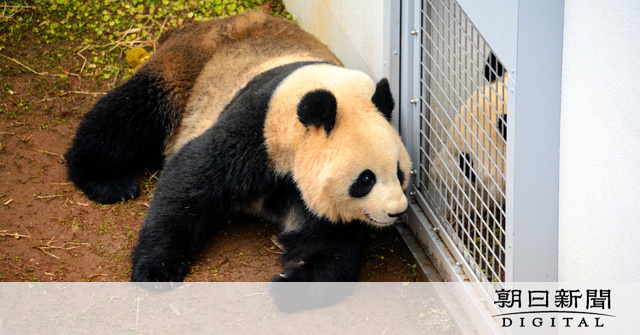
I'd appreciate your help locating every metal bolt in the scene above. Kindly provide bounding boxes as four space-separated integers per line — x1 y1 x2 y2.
409 191 416 197
455 261 462 266
410 98 417 105
410 170 417 175
410 29 419 36
433 227 439 232
393 50 398 55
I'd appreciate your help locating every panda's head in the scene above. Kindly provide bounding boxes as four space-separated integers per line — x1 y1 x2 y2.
265 64 411 227
451 52 508 209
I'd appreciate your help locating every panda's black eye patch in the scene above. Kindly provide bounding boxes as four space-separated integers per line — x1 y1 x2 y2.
397 162 404 185
349 170 376 198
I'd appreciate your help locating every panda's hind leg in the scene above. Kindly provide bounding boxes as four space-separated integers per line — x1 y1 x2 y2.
65 71 178 204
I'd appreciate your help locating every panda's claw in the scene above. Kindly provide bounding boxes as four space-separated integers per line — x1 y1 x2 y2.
271 266 306 282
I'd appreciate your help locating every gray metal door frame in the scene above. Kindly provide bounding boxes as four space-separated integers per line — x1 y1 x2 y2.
392 0 563 286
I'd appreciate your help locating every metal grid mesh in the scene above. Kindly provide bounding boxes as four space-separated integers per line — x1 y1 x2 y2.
417 0 508 283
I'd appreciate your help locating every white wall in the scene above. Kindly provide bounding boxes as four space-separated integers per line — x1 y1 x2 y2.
283 0 385 80
559 0 640 281
284 0 640 281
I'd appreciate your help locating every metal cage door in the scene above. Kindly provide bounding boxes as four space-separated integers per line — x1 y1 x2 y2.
399 0 563 289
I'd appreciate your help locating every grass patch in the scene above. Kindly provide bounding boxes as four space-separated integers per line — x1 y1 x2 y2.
1 1 292 86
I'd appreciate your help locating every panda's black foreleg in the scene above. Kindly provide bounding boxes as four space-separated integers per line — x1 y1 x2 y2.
130 161 222 282
130 124 275 282
130 140 231 282
272 221 367 282
65 71 179 204
131 196 215 282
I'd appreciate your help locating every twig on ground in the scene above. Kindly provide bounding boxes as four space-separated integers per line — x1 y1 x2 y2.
35 194 64 199
34 236 90 260
0 54 77 78
214 257 229 268
119 27 142 36
38 90 106 103
37 149 66 161
144 169 159 186
35 246 61 260
264 246 282 255
274 27 289 36
0 230 30 239
111 69 120 85
270 235 284 251
153 18 169 52
32 138 66 161
1 4 32 20
76 45 91 74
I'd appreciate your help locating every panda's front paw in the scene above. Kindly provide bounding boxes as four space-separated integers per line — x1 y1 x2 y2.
131 259 187 283
89 175 140 204
71 173 140 204
271 259 311 282
271 266 305 282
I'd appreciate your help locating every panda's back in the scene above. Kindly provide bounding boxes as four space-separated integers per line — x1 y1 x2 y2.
163 11 341 155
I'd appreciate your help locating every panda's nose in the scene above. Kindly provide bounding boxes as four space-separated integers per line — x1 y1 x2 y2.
388 210 407 218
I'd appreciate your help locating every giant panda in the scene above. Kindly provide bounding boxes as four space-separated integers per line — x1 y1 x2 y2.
430 52 507 224
65 11 412 282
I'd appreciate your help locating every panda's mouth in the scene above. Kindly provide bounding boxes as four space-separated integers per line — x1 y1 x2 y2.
361 209 394 226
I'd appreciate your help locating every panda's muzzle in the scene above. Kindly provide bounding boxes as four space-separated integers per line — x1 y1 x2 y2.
388 210 406 218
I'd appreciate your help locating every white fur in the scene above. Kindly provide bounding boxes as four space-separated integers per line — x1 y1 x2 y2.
430 75 507 220
265 64 411 226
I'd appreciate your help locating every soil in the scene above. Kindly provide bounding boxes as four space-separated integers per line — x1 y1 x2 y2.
0 35 422 284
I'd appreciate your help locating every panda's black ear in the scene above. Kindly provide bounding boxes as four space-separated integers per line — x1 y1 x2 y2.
484 52 505 83
371 78 394 121
498 113 507 141
297 89 337 135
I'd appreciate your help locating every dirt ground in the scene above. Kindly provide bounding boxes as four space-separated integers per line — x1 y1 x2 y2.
0 11 422 283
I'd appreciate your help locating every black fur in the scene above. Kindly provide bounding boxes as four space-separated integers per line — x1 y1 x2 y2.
459 153 476 184
371 78 394 121
297 89 337 135
130 61 364 282
498 113 507 141
397 162 405 185
131 62 311 281
484 52 505 83
262 175 366 282
273 220 366 282
348 170 376 198
65 70 176 204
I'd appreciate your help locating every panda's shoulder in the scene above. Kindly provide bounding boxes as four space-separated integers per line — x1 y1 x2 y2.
221 61 336 120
